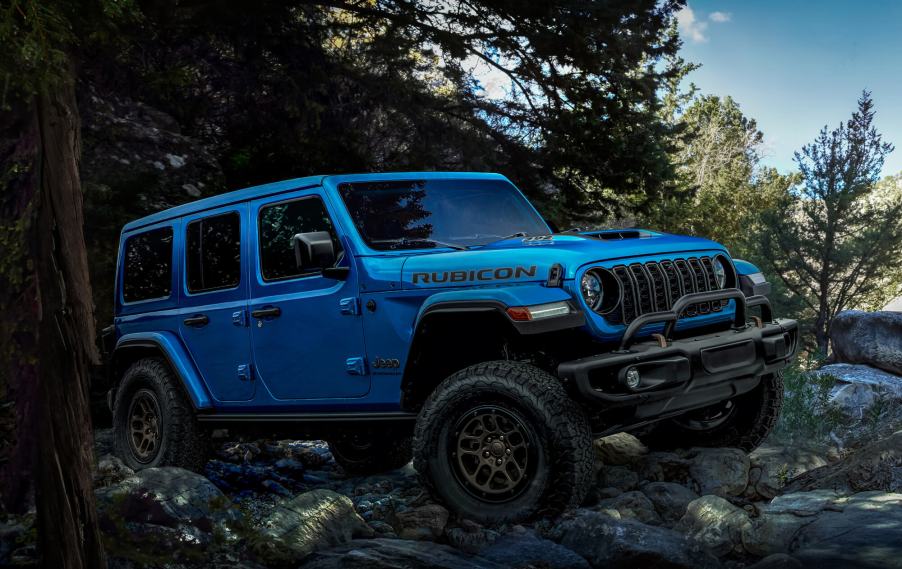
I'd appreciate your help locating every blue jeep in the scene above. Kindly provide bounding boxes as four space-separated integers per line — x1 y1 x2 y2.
108 172 797 522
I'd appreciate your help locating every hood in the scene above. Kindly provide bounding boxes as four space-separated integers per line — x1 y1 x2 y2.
399 231 728 290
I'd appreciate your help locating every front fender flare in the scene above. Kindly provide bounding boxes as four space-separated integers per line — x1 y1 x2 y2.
414 285 585 335
113 331 213 409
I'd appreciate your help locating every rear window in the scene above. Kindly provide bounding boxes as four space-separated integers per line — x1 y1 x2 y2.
186 212 241 293
122 227 173 303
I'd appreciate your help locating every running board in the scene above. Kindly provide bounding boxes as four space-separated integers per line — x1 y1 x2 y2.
196 411 418 423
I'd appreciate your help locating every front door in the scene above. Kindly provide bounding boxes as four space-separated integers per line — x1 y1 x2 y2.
177 205 254 401
248 190 370 400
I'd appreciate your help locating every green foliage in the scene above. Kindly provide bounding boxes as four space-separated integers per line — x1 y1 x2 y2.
87 0 688 221
755 92 902 352
774 358 847 443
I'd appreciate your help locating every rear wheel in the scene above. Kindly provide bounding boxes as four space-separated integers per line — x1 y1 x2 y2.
641 372 784 452
413 361 594 523
328 429 413 475
113 358 208 471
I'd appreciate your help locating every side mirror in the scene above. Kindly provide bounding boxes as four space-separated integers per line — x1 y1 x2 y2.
292 231 337 271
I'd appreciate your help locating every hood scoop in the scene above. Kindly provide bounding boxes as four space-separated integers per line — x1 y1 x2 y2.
580 229 654 241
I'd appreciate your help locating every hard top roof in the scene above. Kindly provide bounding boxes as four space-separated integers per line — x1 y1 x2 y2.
121 171 508 233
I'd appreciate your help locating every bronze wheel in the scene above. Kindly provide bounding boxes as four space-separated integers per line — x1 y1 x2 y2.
127 388 162 463
450 405 536 503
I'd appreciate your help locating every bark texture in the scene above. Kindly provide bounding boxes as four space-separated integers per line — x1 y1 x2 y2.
1 69 106 567
32 75 107 569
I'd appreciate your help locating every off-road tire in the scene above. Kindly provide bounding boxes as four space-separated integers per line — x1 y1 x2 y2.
328 431 413 475
113 357 208 472
641 371 784 452
413 361 594 523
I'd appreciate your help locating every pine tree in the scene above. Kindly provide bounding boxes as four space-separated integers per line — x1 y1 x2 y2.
757 91 902 353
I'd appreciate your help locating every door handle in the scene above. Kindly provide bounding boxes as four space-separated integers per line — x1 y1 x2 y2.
251 306 282 319
183 314 209 327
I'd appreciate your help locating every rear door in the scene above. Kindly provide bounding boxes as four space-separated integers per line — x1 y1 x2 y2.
177 205 254 401
248 188 370 400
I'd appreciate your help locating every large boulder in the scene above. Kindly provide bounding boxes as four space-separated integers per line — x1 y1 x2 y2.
95 467 241 561
745 489 902 567
686 448 750 497
300 539 506 569
830 310 902 376
252 489 373 565
748 444 830 500
782 430 902 494
478 527 591 569
390 503 449 540
675 495 751 557
548 510 720 569
96 467 237 534
594 432 649 466
596 491 663 525
641 482 699 525
813 363 902 421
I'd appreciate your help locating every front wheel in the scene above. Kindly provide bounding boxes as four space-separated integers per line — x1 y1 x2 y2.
413 361 594 524
641 372 784 452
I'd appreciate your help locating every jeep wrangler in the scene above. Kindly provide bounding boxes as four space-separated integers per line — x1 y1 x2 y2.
105 172 797 522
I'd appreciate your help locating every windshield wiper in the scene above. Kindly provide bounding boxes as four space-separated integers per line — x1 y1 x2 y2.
369 237 468 251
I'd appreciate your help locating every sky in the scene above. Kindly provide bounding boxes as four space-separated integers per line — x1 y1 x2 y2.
677 0 902 176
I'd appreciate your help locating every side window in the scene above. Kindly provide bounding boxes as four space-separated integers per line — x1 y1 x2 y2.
122 227 174 303
186 212 241 293
259 197 343 281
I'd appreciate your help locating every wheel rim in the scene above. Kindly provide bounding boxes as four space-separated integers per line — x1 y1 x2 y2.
450 405 535 503
128 389 162 463
673 400 735 431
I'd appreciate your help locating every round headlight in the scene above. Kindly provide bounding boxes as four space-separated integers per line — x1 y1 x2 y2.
713 257 728 288
581 272 602 310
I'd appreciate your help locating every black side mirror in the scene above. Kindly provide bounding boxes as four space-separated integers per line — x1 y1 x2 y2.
292 231 337 271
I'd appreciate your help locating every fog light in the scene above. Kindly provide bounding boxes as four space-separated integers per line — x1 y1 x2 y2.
625 367 641 389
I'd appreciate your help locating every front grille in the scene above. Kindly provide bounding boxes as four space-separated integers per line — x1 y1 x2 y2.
605 256 727 325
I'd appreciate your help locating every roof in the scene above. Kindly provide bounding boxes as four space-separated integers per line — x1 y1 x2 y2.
121 171 508 233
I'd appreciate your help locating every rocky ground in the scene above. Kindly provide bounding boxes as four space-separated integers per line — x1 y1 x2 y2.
4 419 900 569
2 312 901 568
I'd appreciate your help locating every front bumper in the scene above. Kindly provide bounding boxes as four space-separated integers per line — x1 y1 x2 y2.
557 290 798 421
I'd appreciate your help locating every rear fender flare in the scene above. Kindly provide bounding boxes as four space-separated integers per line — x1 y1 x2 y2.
112 331 213 409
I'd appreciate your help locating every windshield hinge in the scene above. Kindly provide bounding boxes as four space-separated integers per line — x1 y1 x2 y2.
340 297 360 316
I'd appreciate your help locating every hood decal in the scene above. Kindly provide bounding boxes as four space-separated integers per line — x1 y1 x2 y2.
413 265 537 284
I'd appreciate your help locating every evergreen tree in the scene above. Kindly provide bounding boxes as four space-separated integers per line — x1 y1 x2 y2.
757 91 902 353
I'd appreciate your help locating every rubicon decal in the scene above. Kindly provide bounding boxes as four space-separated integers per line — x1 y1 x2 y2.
412 265 537 284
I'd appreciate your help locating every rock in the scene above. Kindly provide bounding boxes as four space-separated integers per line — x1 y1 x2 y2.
830 310 902 376
749 444 829 499
444 519 500 553
96 467 237 535
597 465 639 492
596 491 662 525
792 492 902 568
740 490 843 557
637 451 693 485
93 454 135 487
391 503 449 540
479 528 590 569
675 495 751 557
815 363 902 421
782 430 902 494
746 553 804 569
252 489 372 565
300 538 505 569
548 509 719 569
594 432 648 466
641 482 699 525
687 448 750 497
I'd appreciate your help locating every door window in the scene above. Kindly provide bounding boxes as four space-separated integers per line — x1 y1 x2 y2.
258 197 343 281
186 211 241 293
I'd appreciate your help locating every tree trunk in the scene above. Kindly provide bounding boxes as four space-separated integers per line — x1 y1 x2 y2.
0 67 106 567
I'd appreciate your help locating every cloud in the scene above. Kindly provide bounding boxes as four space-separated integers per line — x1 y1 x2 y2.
677 6 731 43
709 11 732 23
677 6 709 43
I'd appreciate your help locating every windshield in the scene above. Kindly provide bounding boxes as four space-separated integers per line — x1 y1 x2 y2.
338 179 550 250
